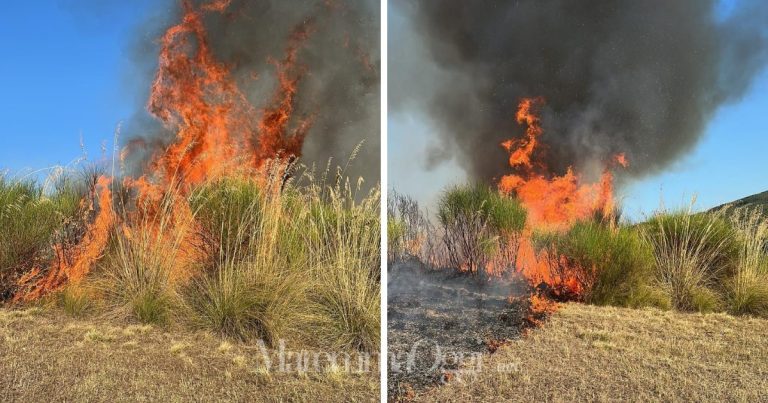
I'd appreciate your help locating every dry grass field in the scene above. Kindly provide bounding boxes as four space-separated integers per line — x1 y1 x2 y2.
412 303 768 402
0 308 379 402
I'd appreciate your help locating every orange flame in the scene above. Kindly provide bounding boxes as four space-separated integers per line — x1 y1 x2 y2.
498 97 628 299
499 98 623 229
14 0 317 301
15 176 114 302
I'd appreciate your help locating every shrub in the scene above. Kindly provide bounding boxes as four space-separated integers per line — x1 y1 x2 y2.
641 207 741 312
387 217 407 261
725 208 768 317
437 184 526 276
535 220 655 305
0 176 84 297
387 191 431 262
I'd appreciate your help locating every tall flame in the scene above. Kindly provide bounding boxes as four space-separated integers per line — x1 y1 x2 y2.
499 97 621 229
499 97 627 296
147 0 313 190
15 0 316 301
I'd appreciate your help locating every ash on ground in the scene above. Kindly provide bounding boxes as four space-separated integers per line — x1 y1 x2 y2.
388 259 530 399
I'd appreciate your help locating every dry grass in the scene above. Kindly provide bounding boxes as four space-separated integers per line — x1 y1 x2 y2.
413 303 768 402
0 308 378 402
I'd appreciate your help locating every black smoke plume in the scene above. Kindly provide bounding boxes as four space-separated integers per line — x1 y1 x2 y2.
126 0 380 181
394 0 768 183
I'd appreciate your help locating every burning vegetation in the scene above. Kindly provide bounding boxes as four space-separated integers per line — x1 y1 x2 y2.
389 4 768 396
0 0 380 353
388 96 768 397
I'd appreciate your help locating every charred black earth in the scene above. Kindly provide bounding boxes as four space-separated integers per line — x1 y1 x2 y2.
387 259 530 399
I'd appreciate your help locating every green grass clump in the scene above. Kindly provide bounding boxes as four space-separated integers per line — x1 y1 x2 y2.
437 184 526 275
58 286 94 317
626 285 673 310
183 260 304 345
0 175 85 297
189 178 263 265
183 164 380 351
97 231 175 325
306 178 381 352
641 207 741 312
536 220 655 305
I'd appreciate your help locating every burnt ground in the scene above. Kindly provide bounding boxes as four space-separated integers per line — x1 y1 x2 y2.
387 259 532 400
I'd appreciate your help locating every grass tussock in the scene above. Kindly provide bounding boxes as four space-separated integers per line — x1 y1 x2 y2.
307 178 381 352
181 165 380 351
97 232 176 325
641 205 740 312
58 285 94 318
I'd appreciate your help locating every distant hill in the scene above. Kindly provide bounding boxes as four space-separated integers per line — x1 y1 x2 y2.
709 190 768 216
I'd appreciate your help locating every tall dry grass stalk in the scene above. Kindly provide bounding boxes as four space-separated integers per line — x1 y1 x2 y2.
304 166 381 352
726 207 768 316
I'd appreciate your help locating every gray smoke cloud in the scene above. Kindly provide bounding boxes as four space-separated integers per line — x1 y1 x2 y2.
393 0 768 184
125 0 380 182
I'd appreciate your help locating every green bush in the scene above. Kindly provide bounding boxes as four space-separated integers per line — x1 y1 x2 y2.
437 184 527 275
0 175 87 299
536 220 655 305
438 185 527 235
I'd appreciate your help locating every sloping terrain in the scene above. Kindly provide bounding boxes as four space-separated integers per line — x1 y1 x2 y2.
413 303 768 402
0 309 379 402
710 189 768 215
387 260 530 399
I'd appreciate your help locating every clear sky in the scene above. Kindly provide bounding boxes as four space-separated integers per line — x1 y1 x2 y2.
0 1 162 175
389 1 768 221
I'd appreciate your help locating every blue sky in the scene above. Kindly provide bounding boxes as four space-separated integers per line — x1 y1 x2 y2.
0 1 162 175
389 1 768 221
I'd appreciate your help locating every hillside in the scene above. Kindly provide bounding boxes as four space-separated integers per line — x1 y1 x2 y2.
709 189 768 215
